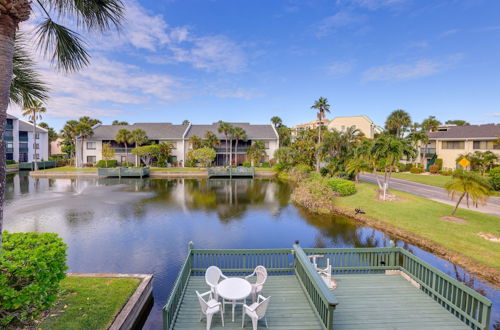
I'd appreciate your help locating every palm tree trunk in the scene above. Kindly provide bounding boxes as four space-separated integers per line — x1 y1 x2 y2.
32 116 39 170
124 144 128 167
135 142 138 167
0 15 16 247
229 139 232 166
235 139 239 166
452 192 466 216
225 135 228 166
80 137 84 168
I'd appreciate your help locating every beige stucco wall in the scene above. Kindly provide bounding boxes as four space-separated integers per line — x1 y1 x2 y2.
266 139 279 161
434 140 500 169
328 116 375 138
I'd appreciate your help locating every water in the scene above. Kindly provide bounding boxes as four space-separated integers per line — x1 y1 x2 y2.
4 172 499 329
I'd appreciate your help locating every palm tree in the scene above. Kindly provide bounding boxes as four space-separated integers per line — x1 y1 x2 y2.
189 135 203 150
204 131 220 149
408 130 429 166
232 127 247 166
115 129 132 166
182 119 190 125
76 122 94 167
445 120 470 126
421 116 442 132
385 109 412 138
61 120 79 165
21 100 46 170
270 116 282 128
130 128 148 167
445 170 491 216
311 97 331 172
247 141 266 167
112 120 128 125
218 121 233 166
0 1 123 245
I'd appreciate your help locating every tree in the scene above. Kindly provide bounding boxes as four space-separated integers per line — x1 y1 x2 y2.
158 142 173 164
187 147 216 167
247 141 266 167
274 146 293 165
132 145 160 167
115 129 132 166
218 121 233 166
385 109 412 138
204 131 220 149
112 120 128 125
189 135 203 150
232 126 247 166
130 128 148 166
445 170 491 216
346 140 372 183
445 120 470 126
102 143 115 167
407 130 429 165
421 116 441 132
76 121 94 167
458 151 499 175
277 125 291 147
270 116 282 128
311 97 331 172
371 135 416 200
60 120 79 164
182 119 190 125
21 100 46 170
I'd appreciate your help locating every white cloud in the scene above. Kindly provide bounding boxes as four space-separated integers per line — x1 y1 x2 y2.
316 11 365 37
213 88 264 100
327 60 356 76
363 55 463 81
339 0 408 10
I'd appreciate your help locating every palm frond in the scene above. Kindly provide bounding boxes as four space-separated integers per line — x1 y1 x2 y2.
10 37 50 107
43 0 124 31
34 17 90 72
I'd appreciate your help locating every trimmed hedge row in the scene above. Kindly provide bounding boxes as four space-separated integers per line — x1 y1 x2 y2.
326 178 356 196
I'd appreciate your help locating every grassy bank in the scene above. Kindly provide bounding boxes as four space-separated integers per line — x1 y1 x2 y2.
150 167 205 172
39 276 139 330
37 166 97 172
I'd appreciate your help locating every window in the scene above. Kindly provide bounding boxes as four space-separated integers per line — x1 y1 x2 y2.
34 154 40 159
120 156 126 163
20 143 28 150
86 142 96 150
473 140 499 150
442 141 465 149
35 133 39 139
87 156 96 163
33 143 39 149
7 142 13 149
264 141 270 149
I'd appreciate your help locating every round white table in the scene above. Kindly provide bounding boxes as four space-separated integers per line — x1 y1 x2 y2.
216 278 252 322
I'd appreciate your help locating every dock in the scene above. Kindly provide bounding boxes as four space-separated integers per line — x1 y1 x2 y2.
208 167 255 178
163 243 491 330
98 167 150 178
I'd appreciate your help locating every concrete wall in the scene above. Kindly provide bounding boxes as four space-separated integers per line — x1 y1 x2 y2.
27 131 49 162
434 139 500 169
266 139 279 160
328 116 375 138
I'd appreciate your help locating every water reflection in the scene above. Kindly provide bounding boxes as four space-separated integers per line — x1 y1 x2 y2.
3 174 498 329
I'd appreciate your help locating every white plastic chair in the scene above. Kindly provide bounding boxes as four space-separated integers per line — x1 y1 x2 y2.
205 266 227 300
242 295 271 330
245 265 267 302
196 290 224 330
308 255 337 289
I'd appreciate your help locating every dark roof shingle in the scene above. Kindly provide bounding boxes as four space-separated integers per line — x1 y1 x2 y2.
186 123 277 139
428 124 500 139
91 123 188 140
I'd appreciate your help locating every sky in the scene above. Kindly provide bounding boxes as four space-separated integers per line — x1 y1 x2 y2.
8 0 500 131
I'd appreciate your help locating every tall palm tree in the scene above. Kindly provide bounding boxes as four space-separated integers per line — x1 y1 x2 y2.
61 119 79 165
232 126 247 166
385 109 412 138
130 128 148 167
0 0 123 245
115 129 132 166
445 170 491 216
76 122 94 167
189 135 203 150
421 116 442 132
270 116 282 128
204 131 220 149
311 97 331 172
21 100 46 170
408 130 429 165
218 121 233 166
247 141 266 167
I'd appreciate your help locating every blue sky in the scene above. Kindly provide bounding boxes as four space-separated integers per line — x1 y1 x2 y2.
11 0 500 130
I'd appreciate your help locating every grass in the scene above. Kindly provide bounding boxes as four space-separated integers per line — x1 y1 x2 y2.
335 182 500 270
39 276 139 330
150 167 205 172
37 166 97 172
387 172 500 196
6 164 18 169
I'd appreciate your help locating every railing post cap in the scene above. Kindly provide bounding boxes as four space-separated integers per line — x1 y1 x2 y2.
389 240 395 248
188 241 194 250
294 240 300 245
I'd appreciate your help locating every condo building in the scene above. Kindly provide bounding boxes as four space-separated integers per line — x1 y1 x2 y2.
4 113 49 163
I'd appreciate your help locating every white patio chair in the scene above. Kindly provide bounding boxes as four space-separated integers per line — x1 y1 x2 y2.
205 266 227 300
242 295 271 330
196 290 224 330
245 265 267 303
308 255 337 290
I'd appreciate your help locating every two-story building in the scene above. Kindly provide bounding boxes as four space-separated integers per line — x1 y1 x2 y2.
328 115 383 139
76 122 279 167
5 113 49 163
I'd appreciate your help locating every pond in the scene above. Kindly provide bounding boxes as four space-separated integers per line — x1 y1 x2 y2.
4 172 499 329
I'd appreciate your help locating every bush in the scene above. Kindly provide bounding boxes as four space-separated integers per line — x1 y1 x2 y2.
410 167 423 174
83 163 94 167
489 166 500 191
261 162 270 168
0 232 67 326
6 159 16 165
396 163 406 172
121 162 134 167
96 159 118 168
287 164 312 182
439 169 453 176
56 159 69 167
326 178 356 196
404 163 413 172
320 167 329 177
243 162 251 168
435 158 443 170
429 164 439 174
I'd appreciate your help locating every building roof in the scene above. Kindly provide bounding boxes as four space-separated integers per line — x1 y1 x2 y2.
90 123 188 140
330 115 375 124
186 123 278 139
428 124 500 140
292 119 331 130
18 119 48 133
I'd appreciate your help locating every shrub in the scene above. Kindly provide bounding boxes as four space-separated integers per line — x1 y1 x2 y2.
429 164 439 174
326 178 356 196
291 177 337 214
56 159 69 167
261 162 270 168
156 161 167 167
243 162 251 168
435 158 443 170
121 162 134 167
6 159 16 165
439 169 453 176
320 167 329 177
287 164 312 182
404 163 413 172
410 167 423 174
396 163 406 172
489 166 500 191
83 163 94 167
96 159 118 168
0 232 67 326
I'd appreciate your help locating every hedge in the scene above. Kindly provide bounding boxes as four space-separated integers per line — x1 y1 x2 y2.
489 166 500 191
326 178 356 196
429 164 439 174
0 232 68 326
96 159 118 168
410 167 424 174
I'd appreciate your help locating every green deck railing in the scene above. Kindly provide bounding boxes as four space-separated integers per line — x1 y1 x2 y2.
19 161 56 170
97 167 150 178
207 167 255 178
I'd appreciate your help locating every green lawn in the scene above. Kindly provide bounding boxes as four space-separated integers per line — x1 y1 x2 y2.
37 166 97 172
40 276 139 330
335 182 500 270
6 164 18 169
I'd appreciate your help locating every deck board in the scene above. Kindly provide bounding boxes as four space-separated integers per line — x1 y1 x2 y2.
172 273 467 330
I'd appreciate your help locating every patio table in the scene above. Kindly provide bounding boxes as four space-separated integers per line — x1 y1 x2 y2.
216 277 252 322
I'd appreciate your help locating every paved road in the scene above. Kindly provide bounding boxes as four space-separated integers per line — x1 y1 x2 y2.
360 173 500 217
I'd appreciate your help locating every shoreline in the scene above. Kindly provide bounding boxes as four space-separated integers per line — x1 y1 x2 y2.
29 170 276 178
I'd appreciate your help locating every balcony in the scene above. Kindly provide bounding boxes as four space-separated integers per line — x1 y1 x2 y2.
420 147 436 156
19 148 29 153
5 124 13 130
4 135 13 141
214 147 249 153
19 136 28 142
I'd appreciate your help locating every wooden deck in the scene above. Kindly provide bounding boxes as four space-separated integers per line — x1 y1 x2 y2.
170 273 467 330
332 274 467 330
